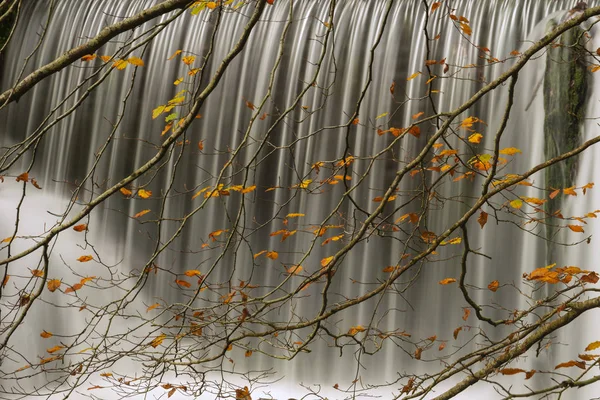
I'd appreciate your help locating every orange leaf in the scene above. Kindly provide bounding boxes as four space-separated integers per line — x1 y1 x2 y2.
175 279 191 288
120 187 132 197
73 224 87 232
499 368 525 375
147 303 160 312
47 345 64 354
453 326 462 340
149 333 166 348
40 330 53 338
439 278 456 285
487 280 499 292
184 270 202 277
549 188 560 199
47 279 61 292
321 256 334 268
431 2 441 12
266 251 278 260
563 187 578 196
138 189 152 199
80 54 96 61
77 255 93 262
2 274 9 287
16 172 29 182
555 360 586 370
286 265 303 275
567 225 584 233
133 209 151 218
245 350 253 357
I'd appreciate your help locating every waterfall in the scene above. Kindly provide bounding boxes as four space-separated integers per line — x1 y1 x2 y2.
1 1 600 399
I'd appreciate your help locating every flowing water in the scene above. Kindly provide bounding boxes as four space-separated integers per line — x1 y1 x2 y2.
1 1 600 399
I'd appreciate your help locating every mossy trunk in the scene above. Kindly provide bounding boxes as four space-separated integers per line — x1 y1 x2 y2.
543 20 588 261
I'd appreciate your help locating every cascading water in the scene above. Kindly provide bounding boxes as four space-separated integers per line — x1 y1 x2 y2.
1 1 600 399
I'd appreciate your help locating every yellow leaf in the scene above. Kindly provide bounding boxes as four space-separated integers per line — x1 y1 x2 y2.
47 279 61 292
133 209 151 218
321 256 334 267
149 333 166 348
127 56 144 66
167 50 182 60
563 187 578 196
77 255 93 262
207 1 217 9
286 213 305 218
468 133 483 143
2 236 13 243
266 251 278 260
585 341 600 351
499 147 522 156
138 189 152 199
296 179 312 189
152 105 166 119
174 77 184 85
407 71 421 81
460 22 472 36
375 112 388 119
182 55 196 65
439 278 456 285
112 59 128 70
509 199 523 209
241 185 256 194
100 55 111 62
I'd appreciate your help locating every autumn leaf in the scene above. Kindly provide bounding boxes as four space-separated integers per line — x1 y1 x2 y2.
453 326 462 340
431 2 441 12
499 147 522 156
488 280 499 292
40 330 53 338
499 368 526 375
184 270 202 277
509 199 523 209
175 279 191 288
286 213 305 218
439 278 456 285
147 303 160 312
563 187 577 196
348 325 366 336
149 333 166 348
321 256 334 268
120 187 132 197
407 71 421 81
133 209 151 219
468 133 483 143
241 185 256 194
77 255 93 262
47 279 61 292
585 341 600 351
167 49 182 60
182 55 196 65
73 224 87 232
266 251 278 260
478 211 488 229
138 189 152 199
2 274 9 287
567 224 584 233
462 308 471 321
81 54 96 61
555 360 586 370
286 265 303 275
46 345 64 354
414 347 423 360
16 172 29 182
152 105 166 119
460 22 472 36
127 56 144 66
113 59 128 70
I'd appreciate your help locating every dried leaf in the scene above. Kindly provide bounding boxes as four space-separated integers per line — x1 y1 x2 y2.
73 224 87 232
133 209 151 219
77 255 93 262
478 211 488 228
439 278 456 285
567 225 584 233
40 330 53 338
138 189 152 199
47 279 61 292
488 280 499 292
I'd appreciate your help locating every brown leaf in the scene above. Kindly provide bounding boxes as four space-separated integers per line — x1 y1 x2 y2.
15 172 29 182
453 326 462 340
414 347 423 360
499 368 525 375
462 308 471 321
